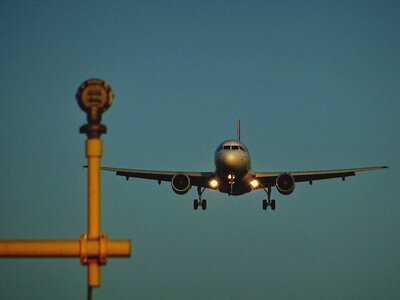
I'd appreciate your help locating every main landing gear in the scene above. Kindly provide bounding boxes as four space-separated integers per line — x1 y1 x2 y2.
262 185 276 211
194 186 207 210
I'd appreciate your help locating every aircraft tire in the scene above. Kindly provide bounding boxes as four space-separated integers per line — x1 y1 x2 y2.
271 200 276 210
194 199 199 210
262 200 267 210
202 199 207 210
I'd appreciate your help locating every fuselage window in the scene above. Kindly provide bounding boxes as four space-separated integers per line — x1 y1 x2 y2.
223 145 230 150
232 145 239 150
216 145 223 152
239 146 245 151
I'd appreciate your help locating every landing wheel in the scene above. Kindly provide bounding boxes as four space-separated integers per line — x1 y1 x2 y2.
262 199 276 211
262 185 276 211
194 187 207 211
201 199 207 210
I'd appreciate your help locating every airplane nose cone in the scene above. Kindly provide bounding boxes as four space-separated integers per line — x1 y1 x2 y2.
217 151 246 174
224 152 237 167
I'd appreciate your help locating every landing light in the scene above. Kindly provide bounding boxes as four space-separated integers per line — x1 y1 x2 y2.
210 179 219 188
250 179 259 188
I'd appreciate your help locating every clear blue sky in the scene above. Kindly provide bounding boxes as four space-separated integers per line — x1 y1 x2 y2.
1 1 399 299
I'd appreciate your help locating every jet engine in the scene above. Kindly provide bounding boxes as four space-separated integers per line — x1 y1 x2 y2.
171 174 191 195
276 173 295 195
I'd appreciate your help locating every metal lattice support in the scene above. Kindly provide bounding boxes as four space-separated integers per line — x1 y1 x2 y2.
0 79 131 292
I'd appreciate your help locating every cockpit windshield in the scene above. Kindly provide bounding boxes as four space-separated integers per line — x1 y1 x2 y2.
217 144 247 152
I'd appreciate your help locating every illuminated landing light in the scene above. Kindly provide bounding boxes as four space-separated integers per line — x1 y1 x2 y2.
250 179 259 188
209 179 219 188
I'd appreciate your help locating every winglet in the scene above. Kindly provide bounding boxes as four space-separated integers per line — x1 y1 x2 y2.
237 120 240 141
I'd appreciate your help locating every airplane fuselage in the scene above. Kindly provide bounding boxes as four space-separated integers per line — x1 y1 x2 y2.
214 139 254 195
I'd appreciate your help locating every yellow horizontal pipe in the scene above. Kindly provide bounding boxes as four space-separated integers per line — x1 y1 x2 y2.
0 240 130 258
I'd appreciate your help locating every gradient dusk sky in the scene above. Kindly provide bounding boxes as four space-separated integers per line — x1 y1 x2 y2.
1 1 399 299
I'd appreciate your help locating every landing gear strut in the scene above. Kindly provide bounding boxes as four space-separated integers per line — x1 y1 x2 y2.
194 186 207 210
228 173 235 195
262 185 276 211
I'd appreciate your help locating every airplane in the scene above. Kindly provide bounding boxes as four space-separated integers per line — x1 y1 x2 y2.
100 121 388 211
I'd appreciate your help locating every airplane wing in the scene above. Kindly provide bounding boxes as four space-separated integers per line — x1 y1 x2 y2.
100 167 214 188
254 166 388 187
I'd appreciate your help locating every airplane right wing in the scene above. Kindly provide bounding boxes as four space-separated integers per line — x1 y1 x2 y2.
100 167 215 188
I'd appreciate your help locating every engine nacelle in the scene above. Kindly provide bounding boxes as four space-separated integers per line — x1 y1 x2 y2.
276 173 295 195
171 174 191 195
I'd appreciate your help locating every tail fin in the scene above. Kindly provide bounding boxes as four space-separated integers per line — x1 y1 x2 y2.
237 120 240 141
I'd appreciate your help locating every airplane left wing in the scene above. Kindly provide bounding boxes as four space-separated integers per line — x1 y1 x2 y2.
254 166 388 187
100 167 214 188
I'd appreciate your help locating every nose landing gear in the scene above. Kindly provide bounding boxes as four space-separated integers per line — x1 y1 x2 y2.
228 173 235 195
194 186 207 210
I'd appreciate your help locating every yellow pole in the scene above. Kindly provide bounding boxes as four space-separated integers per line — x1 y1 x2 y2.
0 240 79 256
0 239 130 257
0 79 131 293
86 138 102 287
87 138 102 238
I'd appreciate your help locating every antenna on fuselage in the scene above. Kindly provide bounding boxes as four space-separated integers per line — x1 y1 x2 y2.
237 120 240 141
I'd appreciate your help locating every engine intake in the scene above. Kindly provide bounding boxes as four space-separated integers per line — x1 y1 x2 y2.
171 174 191 195
276 173 295 195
